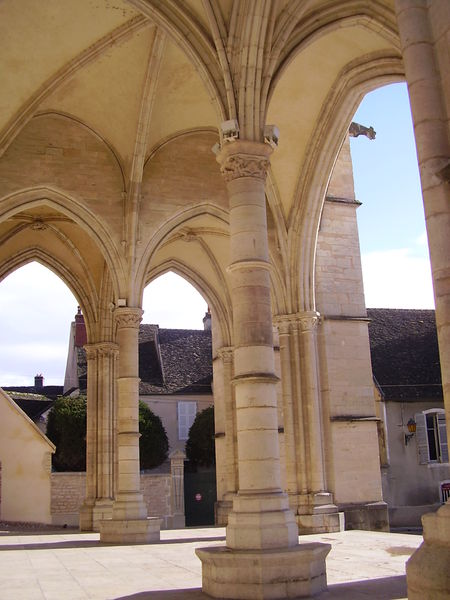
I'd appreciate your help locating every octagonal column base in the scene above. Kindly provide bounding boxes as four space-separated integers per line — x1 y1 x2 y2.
407 503 450 599
100 517 161 544
196 542 331 599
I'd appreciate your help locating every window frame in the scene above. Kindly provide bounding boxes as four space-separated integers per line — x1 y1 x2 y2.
177 401 197 441
415 409 449 465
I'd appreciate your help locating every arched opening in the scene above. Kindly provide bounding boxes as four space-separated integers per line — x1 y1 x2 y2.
0 261 78 388
141 272 215 527
0 261 78 526
350 82 434 309
347 82 444 532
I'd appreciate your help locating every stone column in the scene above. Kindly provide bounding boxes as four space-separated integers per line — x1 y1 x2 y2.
298 312 326 493
99 307 160 543
80 342 118 531
395 2 450 598
93 342 117 528
276 318 305 504
196 140 330 599
276 314 340 533
79 344 98 531
214 346 238 525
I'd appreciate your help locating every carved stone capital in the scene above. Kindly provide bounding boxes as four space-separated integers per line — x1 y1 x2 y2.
84 344 98 361
275 318 291 336
114 307 143 329
217 346 234 363
218 140 272 183
297 311 321 333
97 342 119 358
275 312 321 333
85 341 119 359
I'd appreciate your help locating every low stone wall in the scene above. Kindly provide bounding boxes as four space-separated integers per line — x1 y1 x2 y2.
51 472 85 526
51 451 186 529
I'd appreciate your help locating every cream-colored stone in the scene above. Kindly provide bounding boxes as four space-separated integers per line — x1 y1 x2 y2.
0 388 54 524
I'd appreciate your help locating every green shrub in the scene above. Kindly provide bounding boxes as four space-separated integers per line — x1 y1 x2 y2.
46 397 169 471
46 396 87 471
139 401 169 469
186 405 215 467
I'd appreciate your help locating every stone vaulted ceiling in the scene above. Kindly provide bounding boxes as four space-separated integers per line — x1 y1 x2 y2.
0 0 403 340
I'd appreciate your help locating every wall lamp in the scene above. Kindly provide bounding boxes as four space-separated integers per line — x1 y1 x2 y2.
405 418 416 446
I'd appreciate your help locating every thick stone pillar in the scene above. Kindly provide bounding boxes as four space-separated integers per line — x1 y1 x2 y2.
213 346 238 525
395 1 450 597
196 141 330 599
80 342 117 531
276 314 340 533
100 307 160 543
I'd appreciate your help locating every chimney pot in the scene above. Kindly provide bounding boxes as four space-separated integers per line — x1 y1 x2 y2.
203 308 212 331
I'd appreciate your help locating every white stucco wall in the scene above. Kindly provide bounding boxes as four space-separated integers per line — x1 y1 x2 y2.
0 388 55 524
382 399 450 528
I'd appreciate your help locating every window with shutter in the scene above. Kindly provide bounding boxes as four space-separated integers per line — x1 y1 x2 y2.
415 412 430 464
178 401 197 441
437 412 449 463
415 410 449 464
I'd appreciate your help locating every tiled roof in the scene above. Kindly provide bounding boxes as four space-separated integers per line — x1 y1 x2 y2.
367 308 442 401
139 326 212 395
3 391 54 420
2 386 63 400
75 325 212 395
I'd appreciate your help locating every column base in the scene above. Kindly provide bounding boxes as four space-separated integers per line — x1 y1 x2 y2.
298 511 344 534
79 498 114 532
215 499 233 526
79 500 95 531
296 492 342 534
196 542 331 599
407 503 450 599
338 501 389 531
100 516 161 544
92 499 113 532
226 492 299 550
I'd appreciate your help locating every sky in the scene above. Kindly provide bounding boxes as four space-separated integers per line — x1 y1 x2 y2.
0 82 435 386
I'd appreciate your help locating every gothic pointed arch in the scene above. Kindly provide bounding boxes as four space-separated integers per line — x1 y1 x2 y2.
0 186 125 301
286 54 404 312
145 260 231 350
0 248 96 340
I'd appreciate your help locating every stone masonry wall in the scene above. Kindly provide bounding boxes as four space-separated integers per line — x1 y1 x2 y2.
51 472 173 528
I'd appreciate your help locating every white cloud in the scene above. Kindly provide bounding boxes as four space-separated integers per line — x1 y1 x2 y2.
143 272 208 329
361 248 435 309
415 231 429 248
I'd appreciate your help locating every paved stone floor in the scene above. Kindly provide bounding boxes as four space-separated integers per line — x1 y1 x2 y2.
0 526 422 599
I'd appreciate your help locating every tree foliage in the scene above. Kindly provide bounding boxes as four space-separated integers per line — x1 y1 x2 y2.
139 401 169 469
46 397 169 471
46 396 87 471
186 405 215 467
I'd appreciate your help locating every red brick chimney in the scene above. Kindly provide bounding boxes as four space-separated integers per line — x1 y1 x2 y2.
75 306 87 347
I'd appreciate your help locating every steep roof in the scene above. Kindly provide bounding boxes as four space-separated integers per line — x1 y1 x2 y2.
367 308 442 401
75 325 213 395
139 326 212 395
4 392 54 421
2 385 63 400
